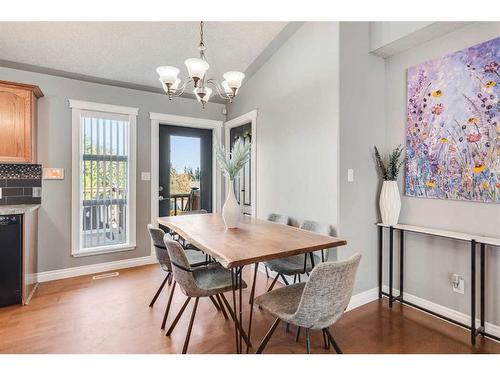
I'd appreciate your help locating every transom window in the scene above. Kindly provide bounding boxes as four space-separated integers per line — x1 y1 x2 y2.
70 100 137 256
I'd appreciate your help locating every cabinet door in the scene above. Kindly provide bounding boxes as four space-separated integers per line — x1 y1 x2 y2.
0 86 33 163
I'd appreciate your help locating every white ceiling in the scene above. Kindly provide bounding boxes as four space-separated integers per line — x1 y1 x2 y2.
0 22 287 90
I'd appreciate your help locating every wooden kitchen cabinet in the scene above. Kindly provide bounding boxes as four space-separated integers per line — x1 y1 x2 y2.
0 80 43 163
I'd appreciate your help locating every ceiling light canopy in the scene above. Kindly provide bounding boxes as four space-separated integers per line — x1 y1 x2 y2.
156 22 245 108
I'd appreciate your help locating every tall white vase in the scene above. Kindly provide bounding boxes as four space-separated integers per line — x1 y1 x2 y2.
379 181 401 226
222 180 241 229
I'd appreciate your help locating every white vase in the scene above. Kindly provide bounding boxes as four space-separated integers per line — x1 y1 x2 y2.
379 180 401 226
222 180 241 229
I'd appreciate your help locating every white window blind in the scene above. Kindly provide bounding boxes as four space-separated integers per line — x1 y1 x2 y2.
70 100 137 256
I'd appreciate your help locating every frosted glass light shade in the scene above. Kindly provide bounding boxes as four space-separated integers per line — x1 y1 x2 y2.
194 86 212 103
222 80 239 96
156 66 180 85
185 58 210 80
160 78 181 93
223 71 245 89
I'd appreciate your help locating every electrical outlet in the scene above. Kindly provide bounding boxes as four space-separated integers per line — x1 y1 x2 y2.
32 187 41 198
141 172 151 181
452 274 465 294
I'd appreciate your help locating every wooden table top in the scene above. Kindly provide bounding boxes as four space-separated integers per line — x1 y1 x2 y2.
158 214 347 268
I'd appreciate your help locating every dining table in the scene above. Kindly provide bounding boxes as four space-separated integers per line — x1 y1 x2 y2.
157 213 347 353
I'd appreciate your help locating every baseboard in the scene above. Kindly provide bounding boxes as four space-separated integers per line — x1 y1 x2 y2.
37 255 158 283
382 285 500 340
346 287 379 311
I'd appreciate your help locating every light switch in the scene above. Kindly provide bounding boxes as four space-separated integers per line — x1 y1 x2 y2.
32 187 42 198
347 169 354 182
141 172 151 181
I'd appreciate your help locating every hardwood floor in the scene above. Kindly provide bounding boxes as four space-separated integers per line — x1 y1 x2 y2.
0 264 498 354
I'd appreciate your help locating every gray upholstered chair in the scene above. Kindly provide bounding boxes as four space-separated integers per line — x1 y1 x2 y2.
163 234 249 354
255 253 361 354
147 225 208 328
267 213 289 225
262 213 290 279
264 220 336 291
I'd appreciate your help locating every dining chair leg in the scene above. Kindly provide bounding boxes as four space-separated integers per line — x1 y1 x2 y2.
215 294 228 320
285 323 290 333
149 274 170 307
267 273 280 292
298 274 301 283
295 326 301 342
305 328 311 354
209 295 221 311
256 318 281 354
166 296 191 336
264 265 270 279
167 272 173 286
322 330 330 350
293 275 297 283
280 274 290 286
323 328 343 354
161 281 177 330
182 297 199 354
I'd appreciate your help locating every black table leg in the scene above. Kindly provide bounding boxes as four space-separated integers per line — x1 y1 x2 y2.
230 268 240 353
247 262 259 354
400 229 404 299
471 240 476 345
378 226 383 299
480 243 485 336
238 266 243 352
389 226 394 308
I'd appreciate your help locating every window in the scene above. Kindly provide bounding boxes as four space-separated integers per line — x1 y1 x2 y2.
70 100 137 256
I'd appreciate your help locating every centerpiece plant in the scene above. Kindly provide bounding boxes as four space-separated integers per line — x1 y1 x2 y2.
374 145 405 225
216 138 251 228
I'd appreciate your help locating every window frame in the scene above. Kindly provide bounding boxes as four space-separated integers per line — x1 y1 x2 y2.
70 99 138 257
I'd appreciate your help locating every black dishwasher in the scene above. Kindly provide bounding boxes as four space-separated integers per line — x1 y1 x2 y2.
0 215 22 307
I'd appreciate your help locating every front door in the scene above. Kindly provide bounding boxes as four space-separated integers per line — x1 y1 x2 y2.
159 125 213 218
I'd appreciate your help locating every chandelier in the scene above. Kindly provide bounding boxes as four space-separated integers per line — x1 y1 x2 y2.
156 22 245 108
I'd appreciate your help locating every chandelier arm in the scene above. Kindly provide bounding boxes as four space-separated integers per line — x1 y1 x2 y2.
206 79 230 100
170 78 193 97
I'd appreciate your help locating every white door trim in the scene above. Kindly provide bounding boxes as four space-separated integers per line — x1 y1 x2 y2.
224 109 257 216
150 112 223 257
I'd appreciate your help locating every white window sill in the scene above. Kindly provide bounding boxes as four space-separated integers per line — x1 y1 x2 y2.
72 244 136 258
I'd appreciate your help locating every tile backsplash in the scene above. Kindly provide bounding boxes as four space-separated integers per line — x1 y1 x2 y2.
0 164 42 205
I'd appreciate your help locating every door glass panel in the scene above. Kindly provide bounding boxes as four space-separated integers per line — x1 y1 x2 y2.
169 135 201 215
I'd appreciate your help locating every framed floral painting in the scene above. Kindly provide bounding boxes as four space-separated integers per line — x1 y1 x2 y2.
405 36 500 203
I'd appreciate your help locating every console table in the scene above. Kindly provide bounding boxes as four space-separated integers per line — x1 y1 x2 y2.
377 223 500 345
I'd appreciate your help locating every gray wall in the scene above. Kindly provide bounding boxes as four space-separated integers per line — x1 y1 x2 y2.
339 22 386 294
0 66 225 272
227 22 340 228
384 22 500 324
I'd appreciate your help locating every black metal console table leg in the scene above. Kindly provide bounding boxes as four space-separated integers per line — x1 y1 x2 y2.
378 226 383 299
480 243 485 337
471 240 476 345
389 226 394 308
399 230 404 299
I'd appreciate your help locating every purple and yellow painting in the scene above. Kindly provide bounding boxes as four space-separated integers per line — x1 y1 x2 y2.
405 37 500 203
